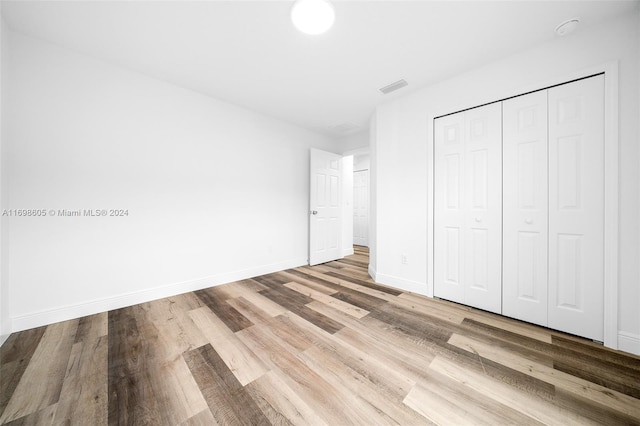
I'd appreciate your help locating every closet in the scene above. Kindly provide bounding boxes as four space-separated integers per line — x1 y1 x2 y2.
434 74 605 341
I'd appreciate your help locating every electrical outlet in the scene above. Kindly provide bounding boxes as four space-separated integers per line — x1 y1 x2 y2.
401 254 408 265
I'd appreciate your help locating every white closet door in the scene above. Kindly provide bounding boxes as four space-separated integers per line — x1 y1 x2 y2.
548 75 604 341
434 111 466 305
502 90 549 325
434 103 502 313
463 103 503 313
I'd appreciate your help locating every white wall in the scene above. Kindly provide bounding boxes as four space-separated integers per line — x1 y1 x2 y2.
0 15 9 346
368 113 377 279
338 131 369 154
372 12 640 353
5 31 339 332
353 155 370 172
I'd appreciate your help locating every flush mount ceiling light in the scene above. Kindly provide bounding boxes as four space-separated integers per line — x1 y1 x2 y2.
555 18 580 36
291 0 335 35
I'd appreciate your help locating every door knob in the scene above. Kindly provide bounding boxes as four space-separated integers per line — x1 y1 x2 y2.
311 210 318 215
474 217 482 223
525 218 533 224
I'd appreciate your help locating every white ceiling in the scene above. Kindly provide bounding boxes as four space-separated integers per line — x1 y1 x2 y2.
1 1 637 137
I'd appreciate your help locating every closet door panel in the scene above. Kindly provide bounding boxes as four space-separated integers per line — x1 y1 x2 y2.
502 91 548 325
463 103 502 314
434 112 465 304
548 75 604 341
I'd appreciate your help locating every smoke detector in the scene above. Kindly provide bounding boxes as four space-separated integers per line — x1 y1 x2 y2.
555 18 580 36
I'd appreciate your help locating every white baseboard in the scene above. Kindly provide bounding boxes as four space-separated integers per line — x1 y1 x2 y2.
618 331 640 356
0 333 8 347
10 257 308 333
373 271 427 296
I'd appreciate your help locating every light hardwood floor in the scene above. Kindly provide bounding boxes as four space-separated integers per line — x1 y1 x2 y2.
1 246 639 425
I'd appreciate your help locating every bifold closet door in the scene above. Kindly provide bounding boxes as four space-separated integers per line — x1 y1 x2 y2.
434 103 502 314
434 111 466 305
502 90 549 325
548 75 604 341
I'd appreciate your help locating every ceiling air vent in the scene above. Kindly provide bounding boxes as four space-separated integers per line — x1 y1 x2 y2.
379 79 408 95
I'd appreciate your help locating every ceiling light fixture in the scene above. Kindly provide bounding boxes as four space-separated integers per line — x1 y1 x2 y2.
555 18 580 36
291 0 335 35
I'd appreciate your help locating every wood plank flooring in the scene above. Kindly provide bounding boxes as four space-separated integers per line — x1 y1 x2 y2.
1 246 639 425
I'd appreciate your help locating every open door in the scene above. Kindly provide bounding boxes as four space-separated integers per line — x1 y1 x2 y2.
309 148 343 265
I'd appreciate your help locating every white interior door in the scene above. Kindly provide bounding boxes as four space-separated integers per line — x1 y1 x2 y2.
502 90 549 325
548 75 604 341
434 103 502 313
434 111 466 305
463 103 503 313
353 170 369 247
309 148 343 266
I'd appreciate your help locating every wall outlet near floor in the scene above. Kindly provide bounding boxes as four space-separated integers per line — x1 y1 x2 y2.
401 254 408 265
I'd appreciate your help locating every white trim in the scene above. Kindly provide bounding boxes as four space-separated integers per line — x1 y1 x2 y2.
618 332 640 356
342 147 370 158
10 257 307 333
0 334 8 347
374 271 427 295
428 62 620 350
602 62 619 350
426 116 435 298
368 265 377 282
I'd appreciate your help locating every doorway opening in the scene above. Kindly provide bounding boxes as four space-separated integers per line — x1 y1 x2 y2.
353 154 370 247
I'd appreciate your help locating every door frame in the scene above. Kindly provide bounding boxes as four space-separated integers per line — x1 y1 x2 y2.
344 147 371 250
353 168 370 247
427 61 619 349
